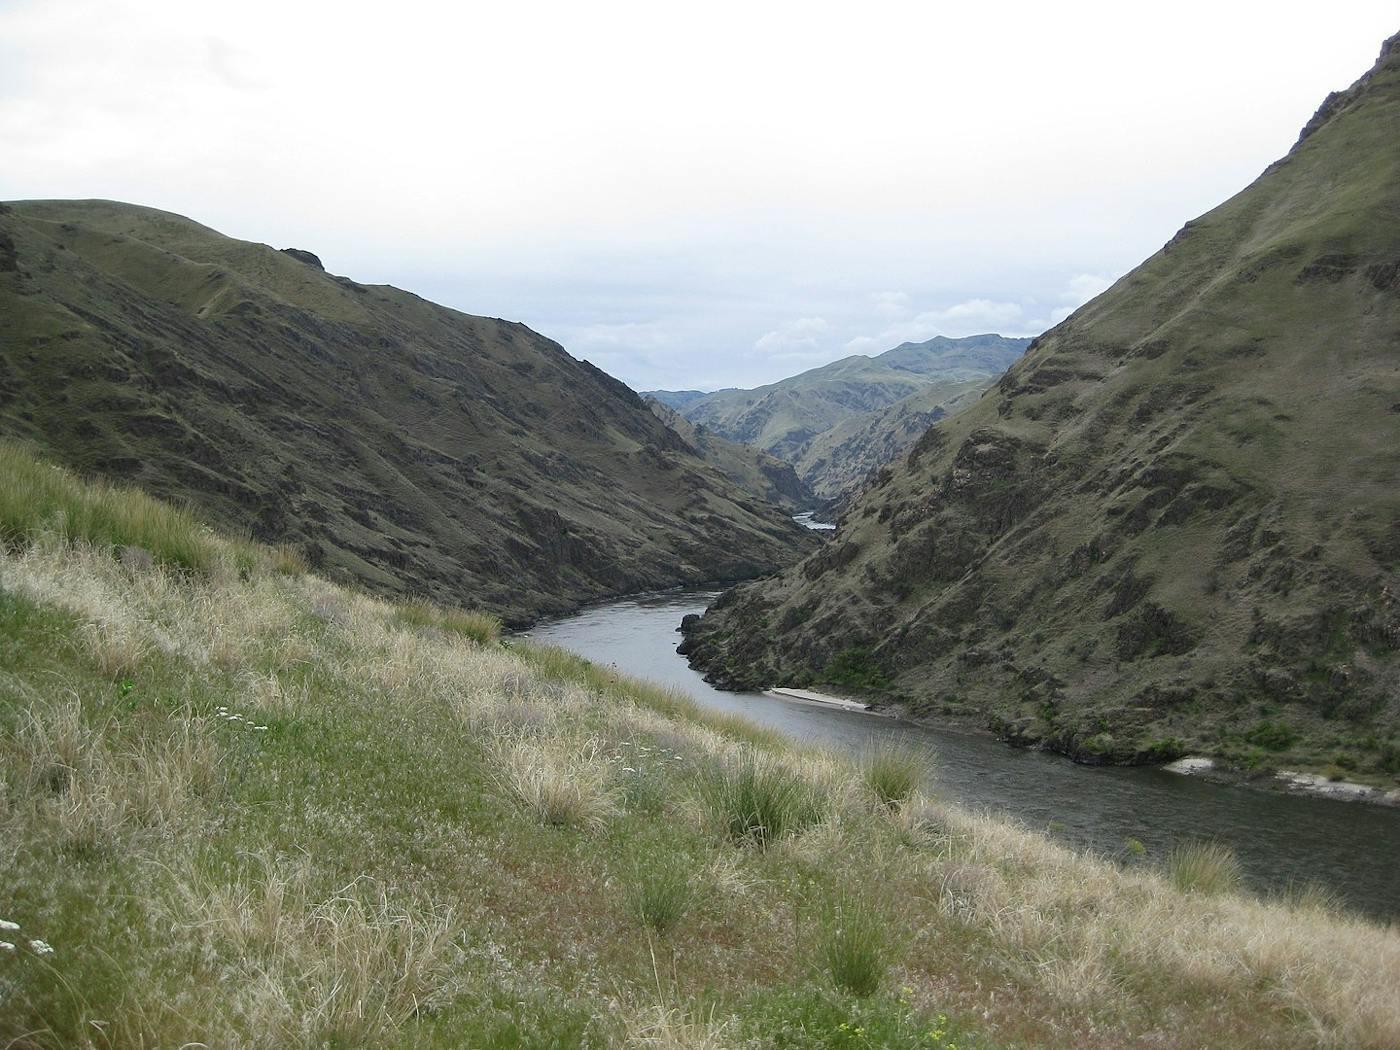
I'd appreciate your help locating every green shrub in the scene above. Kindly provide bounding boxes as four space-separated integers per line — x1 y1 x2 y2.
816 894 890 998
701 750 825 848
1247 719 1297 752
861 740 927 810
1165 841 1242 896
822 648 890 691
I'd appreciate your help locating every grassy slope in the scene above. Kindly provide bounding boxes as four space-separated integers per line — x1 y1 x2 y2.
682 35 1400 778
0 199 813 624
645 398 815 512
792 378 996 501
656 337 1028 485
3 446 1399 1050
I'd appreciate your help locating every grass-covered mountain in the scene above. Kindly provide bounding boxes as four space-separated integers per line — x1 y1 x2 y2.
792 376 994 501
647 334 1027 495
0 199 814 623
4 444 1397 1050
645 397 814 511
683 33 1400 778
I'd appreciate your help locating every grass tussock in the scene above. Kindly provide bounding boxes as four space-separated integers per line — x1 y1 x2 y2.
701 748 827 848
3 447 1400 1049
817 893 891 998
629 861 694 936
860 738 928 810
491 733 620 830
395 596 503 645
1166 840 1244 896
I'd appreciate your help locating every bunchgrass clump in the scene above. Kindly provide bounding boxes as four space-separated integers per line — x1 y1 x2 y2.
702 749 825 848
629 861 694 936
1166 841 1243 896
394 597 502 645
816 893 890 998
860 739 928 810
492 734 619 830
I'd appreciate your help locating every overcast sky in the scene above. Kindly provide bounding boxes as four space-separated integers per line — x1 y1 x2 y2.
2 2 1396 390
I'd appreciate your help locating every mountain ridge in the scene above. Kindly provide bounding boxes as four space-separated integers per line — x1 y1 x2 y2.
646 333 1027 495
0 198 816 623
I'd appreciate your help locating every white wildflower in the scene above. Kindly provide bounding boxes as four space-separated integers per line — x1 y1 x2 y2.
0 941 14 952
29 939 53 956
0 920 18 931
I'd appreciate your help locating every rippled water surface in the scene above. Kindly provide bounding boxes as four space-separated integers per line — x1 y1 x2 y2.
527 590 1400 920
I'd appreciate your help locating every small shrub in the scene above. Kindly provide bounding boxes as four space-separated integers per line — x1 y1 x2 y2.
1247 719 1297 752
1165 841 1242 896
822 648 890 692
701 750 825 848
861 740 927 810
629 862 693 935
816 894 890 998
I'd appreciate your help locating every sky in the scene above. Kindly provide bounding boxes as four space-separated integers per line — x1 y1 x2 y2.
2 1 1397 390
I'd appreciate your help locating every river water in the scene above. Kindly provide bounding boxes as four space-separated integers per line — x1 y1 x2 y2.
527 589 1400 921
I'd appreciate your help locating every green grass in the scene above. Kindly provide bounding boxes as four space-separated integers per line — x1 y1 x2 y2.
394 596 502 645
816 894 891 998
0 440 266 575
627 859 693 936
861 740 928 810
701 749 827 848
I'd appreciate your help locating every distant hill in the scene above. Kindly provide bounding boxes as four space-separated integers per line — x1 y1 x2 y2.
682 33 1400 777
646 334 1027 496
647 389 710 411
645 398 813 511
0 200 815 623
791 375 995 500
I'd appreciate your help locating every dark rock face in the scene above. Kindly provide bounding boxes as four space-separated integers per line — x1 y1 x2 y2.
0 200 815 623
681 34 1400 774
280 247 325 270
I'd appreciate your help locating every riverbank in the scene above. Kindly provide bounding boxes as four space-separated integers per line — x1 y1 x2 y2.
5 450 1400 1049
1164 757 1400 807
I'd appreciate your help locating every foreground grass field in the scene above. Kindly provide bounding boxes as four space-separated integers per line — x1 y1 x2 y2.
1 446 1398 1049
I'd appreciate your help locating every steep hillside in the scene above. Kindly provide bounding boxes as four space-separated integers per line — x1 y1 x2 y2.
648 335 1027 494
3 445 1398 1050
0 200 814 622
645 398 813 511
683 34 1400 777
792 376 995 501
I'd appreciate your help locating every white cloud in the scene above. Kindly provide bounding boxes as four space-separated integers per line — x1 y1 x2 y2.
754 316 829 354
870 290 910 318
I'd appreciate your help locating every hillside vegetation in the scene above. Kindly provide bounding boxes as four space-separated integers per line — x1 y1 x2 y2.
2 444 1399 1049
792 377 994 501
645 398 814 511
682 34 1400 777
0 200 813 624
648 335 1026 497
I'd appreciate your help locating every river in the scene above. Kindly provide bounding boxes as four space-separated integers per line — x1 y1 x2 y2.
526 589 1400 921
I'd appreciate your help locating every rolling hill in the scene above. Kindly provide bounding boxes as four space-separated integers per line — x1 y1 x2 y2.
681 32 1400 777
0 200 815 623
